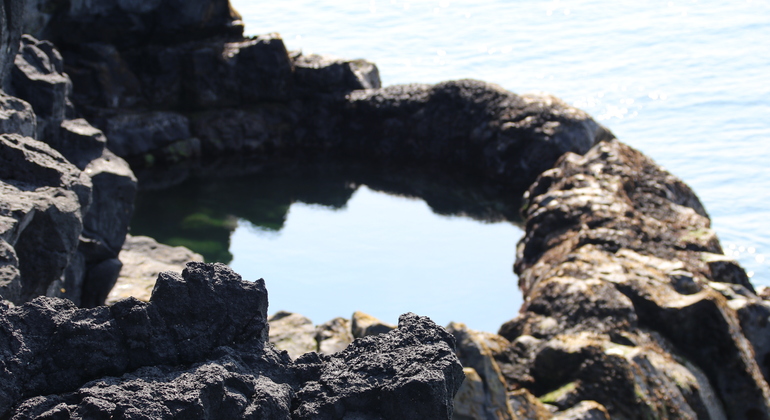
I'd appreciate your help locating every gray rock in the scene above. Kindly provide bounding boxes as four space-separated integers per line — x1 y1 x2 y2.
0 133 91 304
10 349 296 420
0 0 23 87
292 312 464 420
351 310 396 338
447 322 514 419
0 92 36 138
11 35 73 141
553 401 610 420
57 118 107 170
325 81 613 191
293 52 381 93
102 111 191 158
107 235 203 304
81 149 136 256
725 293 770 384
507 389 554 420
0 239 20 302
499 139 761 419
268 311 318 360
315 317 354 355
0 262 272 417
24 0 242 48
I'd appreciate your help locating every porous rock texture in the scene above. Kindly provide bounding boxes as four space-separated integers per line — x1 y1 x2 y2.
489 139 770 419
1 262 464 419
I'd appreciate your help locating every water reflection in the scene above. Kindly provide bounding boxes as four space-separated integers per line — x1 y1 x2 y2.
130 159 525 264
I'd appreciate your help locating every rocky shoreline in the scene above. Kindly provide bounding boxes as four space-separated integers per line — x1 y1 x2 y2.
2 0 769 419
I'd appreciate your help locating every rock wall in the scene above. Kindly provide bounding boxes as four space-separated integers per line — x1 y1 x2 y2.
21 1 611 194
1 7 137 305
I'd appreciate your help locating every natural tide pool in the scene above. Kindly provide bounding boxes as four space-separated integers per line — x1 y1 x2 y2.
130 163 525 332
231 0 770 286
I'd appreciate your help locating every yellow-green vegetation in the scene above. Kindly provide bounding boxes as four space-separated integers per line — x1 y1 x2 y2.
682 228 714 242
538 381 578 404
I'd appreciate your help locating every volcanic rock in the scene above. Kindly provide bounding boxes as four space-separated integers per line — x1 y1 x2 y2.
496 139 769 419
0 133 91 304
107 234 204 304
0 262 464 419
3 32 138 307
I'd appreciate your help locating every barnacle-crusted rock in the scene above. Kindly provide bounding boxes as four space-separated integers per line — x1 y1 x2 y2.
497 139 770 419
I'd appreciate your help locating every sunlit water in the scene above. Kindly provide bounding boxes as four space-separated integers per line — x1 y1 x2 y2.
229 0 770 291
229 187 521 331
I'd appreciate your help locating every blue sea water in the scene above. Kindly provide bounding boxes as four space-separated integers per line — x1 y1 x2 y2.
227 0 770 331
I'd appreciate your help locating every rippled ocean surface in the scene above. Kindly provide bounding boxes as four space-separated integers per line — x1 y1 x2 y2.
227 0 770 329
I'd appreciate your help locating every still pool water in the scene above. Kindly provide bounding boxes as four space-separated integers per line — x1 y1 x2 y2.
229 0 770 290
230 186 521 331
136 0 770 333
130 165 525 332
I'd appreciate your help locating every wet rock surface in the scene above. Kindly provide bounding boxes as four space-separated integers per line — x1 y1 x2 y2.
1 263 464 419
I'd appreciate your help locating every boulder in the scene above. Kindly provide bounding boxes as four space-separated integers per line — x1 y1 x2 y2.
447 322 515 420
24 0 243 48
100 111 192 158
268 311 317 360
292 312 464 419
11 35 73 141
293 52 381 93
351 310 396 338
107 235 203 304
0 133 91 304
315 317 354 355
323 81 613 191
553 401 610 420
58 118 107 170
0 92 36 138
1 262 464 419
507 389 554 420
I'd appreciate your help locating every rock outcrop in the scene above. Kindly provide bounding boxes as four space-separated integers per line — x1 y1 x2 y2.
106 234 204 304
0 262 464 419
492 139 770 419
0 5 137 307
22 1 611 196
0 133 90 303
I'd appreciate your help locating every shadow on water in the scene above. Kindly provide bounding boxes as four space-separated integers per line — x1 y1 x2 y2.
130 157 526 264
